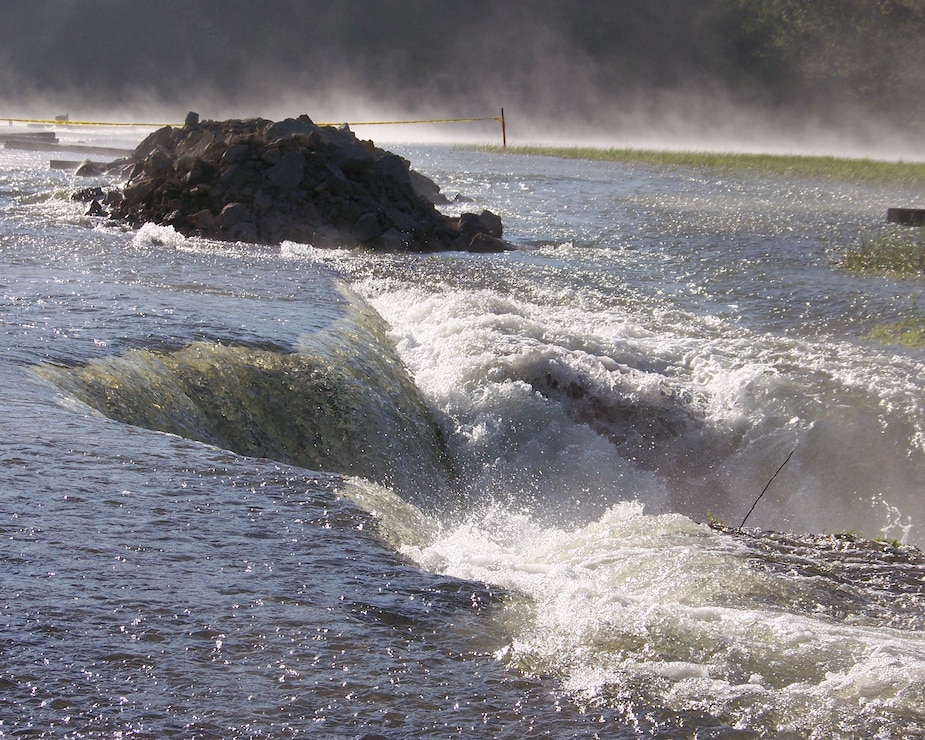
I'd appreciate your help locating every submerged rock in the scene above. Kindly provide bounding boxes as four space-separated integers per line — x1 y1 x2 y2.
105 112 510 252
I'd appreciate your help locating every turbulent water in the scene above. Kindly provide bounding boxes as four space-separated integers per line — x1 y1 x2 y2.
2 126 925 738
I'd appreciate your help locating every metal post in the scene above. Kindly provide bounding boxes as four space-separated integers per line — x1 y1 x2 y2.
501 108 507 149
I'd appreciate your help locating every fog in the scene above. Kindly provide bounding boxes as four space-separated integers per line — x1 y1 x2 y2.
3 0 924 159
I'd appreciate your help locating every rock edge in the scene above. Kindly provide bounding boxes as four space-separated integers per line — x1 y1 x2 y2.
94 113 511 252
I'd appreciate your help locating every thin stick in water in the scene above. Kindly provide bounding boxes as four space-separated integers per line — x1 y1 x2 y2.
740 448 796 528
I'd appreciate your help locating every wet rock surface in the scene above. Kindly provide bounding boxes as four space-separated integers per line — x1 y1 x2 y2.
101 113 510 252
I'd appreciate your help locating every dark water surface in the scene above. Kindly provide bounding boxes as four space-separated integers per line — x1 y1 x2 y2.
2 130 924 737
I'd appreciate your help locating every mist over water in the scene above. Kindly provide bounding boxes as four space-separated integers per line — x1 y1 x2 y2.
4 1 925 158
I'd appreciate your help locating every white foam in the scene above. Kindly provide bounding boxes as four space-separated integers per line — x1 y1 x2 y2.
355 273 925 543
392 499 925 736
131 221 187 249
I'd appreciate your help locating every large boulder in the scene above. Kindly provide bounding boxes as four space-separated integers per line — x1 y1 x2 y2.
106 113 511 252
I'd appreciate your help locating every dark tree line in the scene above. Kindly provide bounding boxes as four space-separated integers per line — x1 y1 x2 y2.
723 0 925 123
2 0 923 132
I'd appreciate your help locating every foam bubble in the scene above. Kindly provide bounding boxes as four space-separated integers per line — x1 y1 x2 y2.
132 221 187 249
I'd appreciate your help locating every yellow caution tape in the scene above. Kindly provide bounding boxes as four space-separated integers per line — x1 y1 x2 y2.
324 117 504 126
1 118 178 127
1 116 502 128
1 113 508 149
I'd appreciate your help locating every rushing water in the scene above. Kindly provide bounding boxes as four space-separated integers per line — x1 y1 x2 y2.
2 126 925 738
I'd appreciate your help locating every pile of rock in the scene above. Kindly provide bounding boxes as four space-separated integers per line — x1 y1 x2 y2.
102 112 509 252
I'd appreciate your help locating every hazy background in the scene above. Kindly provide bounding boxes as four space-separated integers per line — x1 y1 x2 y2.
3 0 925 156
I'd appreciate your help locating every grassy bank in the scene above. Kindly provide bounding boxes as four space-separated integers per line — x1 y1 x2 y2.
866 319 925 348
472 145 925 186
843 231 925 277
844 231 925 347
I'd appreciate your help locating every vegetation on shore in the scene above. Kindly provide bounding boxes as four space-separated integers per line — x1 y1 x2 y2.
472 145 925 186
843 231 925 348
843 230 925 276
843 229 925 348
866 319 925 349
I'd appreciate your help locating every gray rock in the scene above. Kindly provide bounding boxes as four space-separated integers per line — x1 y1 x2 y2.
218 202 251 227
227 221 258 242
189 209 215 229
143 150 173 177
338 143 375 176
108 115 511 253
376 153 412 186
267 151 305 191
410 169 448 204
263 117 316 143
222 143 250 164
465 232 511 253
476 209 503 237
76 160 105 177
353 212 383 242
384 206 418 232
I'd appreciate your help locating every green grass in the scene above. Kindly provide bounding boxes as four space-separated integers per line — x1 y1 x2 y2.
866 319 925 348
472 144 925 186
843 230 925 277
841 231 925 347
